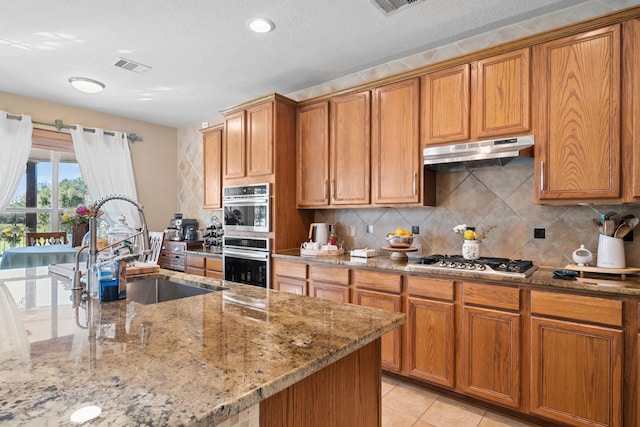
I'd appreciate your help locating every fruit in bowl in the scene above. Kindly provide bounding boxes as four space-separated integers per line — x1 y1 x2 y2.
386 228 414 248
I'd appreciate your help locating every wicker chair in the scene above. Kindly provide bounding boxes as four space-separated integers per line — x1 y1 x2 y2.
27 232 68 246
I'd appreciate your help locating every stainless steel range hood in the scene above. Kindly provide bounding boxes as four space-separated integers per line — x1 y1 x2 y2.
423 135 534 169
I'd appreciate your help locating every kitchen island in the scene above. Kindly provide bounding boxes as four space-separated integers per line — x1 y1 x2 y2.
0 266 405 426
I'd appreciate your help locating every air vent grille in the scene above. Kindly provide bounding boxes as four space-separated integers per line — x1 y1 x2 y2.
112 57 151 74
369 0 425 16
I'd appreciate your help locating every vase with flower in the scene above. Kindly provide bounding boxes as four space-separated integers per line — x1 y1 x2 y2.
453 224 494 260
61 205 101 247
2 223 24 248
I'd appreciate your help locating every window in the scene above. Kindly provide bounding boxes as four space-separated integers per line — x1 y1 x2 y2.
0 129 90 251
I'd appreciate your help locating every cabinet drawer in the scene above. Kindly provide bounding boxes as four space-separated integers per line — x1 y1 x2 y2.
531 290 622 327
273 260 307 279
309 264 349 286
206 257 223 272
463 281 520 311
186 255 205 268
353 269 401 294
406 275 454 301
185 266 205 276
206 270 223 280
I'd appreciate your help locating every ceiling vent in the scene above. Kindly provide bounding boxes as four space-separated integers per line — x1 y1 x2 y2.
369 0 426 16
112 57 151 74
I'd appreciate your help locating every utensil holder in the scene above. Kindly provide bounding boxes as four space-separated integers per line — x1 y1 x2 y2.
596 234 625 268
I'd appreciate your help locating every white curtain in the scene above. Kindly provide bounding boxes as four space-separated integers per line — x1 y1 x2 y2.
0 111 32 212
71 126 140 228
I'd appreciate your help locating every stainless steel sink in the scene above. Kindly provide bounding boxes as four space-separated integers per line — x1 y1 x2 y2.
126 278 219 305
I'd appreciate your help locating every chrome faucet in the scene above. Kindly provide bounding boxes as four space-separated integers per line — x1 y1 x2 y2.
72 194 150 305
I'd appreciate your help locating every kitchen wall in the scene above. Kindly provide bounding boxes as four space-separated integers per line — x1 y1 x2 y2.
177 0 640 267
0 91 178 232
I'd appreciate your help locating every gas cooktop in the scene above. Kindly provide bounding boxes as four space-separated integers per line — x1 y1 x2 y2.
407 255 538 278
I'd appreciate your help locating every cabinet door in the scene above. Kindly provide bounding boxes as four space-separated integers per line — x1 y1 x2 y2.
623 19 640 201
309 264 350 303
372 78 421 205
535 25 621 202
246 102 273 177
330 91 371 205
223 110 246 179
309 281 350 303
202 126 222 209
274 275 307 295
407 296 455 387
354 288 402 372
531 317 623 427
461 305 521 408
422 64 470 145
297 102 329 207
476 48 530 138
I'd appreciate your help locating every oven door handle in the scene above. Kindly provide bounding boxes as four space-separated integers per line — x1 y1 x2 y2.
223 248 270 260
223 198 269 206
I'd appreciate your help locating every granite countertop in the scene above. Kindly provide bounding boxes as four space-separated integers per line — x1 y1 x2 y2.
273 249 640 297
185 248 223 258
0 266 404 426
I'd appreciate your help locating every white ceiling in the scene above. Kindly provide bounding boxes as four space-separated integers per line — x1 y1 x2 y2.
0 0 603 128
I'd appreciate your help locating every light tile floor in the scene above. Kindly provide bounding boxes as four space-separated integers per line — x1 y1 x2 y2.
382 376 542 427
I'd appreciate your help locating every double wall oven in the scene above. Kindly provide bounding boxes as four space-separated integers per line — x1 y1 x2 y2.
222 183 271 288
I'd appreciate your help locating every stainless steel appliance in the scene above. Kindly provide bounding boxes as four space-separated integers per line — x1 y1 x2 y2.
423 135 534 169
165 213 199 241
222 183 270 232
223 236 270 288
407 255 537 278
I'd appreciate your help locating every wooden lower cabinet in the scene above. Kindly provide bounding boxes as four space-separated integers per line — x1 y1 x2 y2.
530 290 623 427
405 275 455 387
260 339 382 426
308 264 350 302
461 282 521 408
274 275 307 295
273 259 308 295
461 305 521 408
271 257 639 426
185 253 223 279
353 270 403 372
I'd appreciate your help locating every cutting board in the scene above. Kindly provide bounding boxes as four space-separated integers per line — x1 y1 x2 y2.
48 262 159 279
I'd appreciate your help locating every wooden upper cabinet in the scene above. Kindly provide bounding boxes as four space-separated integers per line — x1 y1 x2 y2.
330 90 371 205
223 110 246 179
623 18 640 201
297 102 330 207
372 78 421 205
222 94 296 185
422 48 530 146
202 125 223 209
534 25 621 203
475 48 530 138
422 64 471 145
246 102 274 177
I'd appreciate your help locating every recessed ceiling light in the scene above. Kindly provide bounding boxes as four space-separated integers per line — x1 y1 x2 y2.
68 77 105 94
248 18 275 33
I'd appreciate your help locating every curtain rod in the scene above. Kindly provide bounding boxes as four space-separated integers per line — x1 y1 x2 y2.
5 113 143 143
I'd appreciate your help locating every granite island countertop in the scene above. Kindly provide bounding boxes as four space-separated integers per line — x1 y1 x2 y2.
273 249 640 297
0 266 404 426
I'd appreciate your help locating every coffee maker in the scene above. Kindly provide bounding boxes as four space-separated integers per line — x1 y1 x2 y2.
166 213 184 241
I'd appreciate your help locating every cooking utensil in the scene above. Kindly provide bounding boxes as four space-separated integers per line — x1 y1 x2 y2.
593 218 603 234
613 216 639 239
603 219 616 237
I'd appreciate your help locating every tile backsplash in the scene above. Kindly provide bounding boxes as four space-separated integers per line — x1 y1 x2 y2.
314 163 640 268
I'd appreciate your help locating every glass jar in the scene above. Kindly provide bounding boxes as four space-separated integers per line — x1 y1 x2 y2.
108 215 138 256
462 239 480 260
